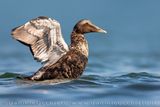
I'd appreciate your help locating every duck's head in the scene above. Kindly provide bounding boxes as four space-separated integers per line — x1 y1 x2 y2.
73 19 107 34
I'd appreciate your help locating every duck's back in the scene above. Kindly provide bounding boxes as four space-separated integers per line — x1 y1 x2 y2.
29 49 88 81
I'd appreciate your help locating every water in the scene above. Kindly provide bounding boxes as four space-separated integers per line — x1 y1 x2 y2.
0 52 160 107
1 0 160 107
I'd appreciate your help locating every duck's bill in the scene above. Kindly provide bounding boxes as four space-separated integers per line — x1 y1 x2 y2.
93 25 107 34
97 28 107 33
90 22 107 34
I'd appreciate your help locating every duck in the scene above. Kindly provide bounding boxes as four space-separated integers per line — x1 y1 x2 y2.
11 16 107 81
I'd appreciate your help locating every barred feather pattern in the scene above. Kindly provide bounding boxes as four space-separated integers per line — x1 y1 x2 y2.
11 16 69 65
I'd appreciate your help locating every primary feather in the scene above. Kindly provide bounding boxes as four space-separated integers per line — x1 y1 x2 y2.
11 16 69 65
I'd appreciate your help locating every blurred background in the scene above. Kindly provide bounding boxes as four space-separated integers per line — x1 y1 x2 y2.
0 0 160 56
0 0 160 107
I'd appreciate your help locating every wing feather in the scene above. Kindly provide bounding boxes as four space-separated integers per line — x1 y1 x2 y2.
11 16 69 65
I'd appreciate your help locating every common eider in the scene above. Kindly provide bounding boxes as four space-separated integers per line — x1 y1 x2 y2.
11 16 106 81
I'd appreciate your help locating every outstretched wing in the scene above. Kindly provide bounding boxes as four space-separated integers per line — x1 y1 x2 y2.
11 16 69 65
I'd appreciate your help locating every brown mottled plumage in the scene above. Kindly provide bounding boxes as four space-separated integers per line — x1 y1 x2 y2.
11 16 106 81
